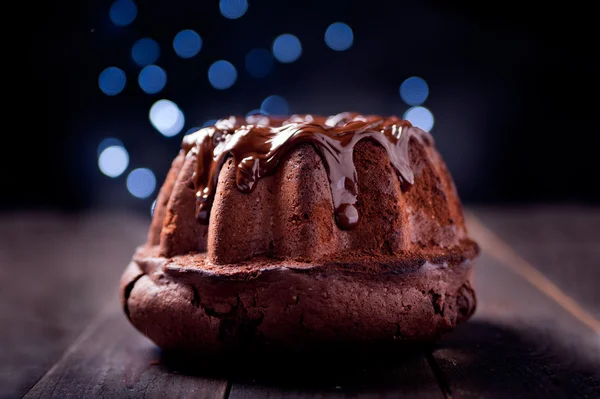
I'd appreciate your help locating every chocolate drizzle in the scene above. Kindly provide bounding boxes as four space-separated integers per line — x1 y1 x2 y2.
182 112 430 230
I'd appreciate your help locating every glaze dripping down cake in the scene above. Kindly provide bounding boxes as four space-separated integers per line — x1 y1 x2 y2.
121 112 478 353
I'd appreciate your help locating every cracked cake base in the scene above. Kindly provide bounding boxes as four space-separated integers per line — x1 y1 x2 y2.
120 242 477 354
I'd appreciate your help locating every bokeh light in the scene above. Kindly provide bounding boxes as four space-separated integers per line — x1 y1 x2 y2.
219 0 248 19
138 65 167 94
98 145 129 178
208 60 237 90
324 22 354 51
126 168 156 199
109 0 137 26
202 119 218 127
149 99 185 137
246 109 262 116
261 95 289 115
131 38 160 67
173 30 202 58
272 34 302 63
400 76 429 106
185 127 200 135
97 138 124 156
404 106 435 132
98 67 126 96
245 48 274 78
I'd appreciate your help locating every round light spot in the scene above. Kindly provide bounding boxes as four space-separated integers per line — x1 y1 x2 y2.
219 0 248 19
126 168 156 199
138 65 167 94
98 145 129 178
131 38 160 67
400 76 429 106
272 34 302 63
208 60 237 90
110 0 137 26
202 119 218 127
149 99 185 137
185 127 200 135
173 30 202 58
324 22 354 51
404 106 434 132
246 109 262 116
261 95 289 115
98 67 126 96
97 137 124 156
245 48 274 78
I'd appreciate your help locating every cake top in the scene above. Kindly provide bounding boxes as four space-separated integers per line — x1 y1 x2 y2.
182 112 432 230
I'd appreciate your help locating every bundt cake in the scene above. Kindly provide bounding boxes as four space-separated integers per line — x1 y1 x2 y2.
120 112 478 354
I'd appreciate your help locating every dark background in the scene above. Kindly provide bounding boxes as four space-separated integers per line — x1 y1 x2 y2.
9 0 599 216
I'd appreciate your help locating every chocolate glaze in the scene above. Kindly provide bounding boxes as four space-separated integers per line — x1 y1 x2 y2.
182 112 431 230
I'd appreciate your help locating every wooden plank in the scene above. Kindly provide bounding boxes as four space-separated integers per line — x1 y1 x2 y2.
0 213 149 398
430 223 600 398
5 209 600 399
23 299 229 399
228 354 444 399
468 210 600 334
472 205 600 317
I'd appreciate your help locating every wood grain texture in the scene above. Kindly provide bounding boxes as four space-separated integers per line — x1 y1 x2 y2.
228 354 443 399
0 213 148 399
22 300 229 399
472 205 600 317
430 227 600 398
2 208 600 399
468 211 600 333
432 319 600 399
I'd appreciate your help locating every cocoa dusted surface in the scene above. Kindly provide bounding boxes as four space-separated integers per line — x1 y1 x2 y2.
182 113 429 230
123 112 478 353
153 140 469 264
141 238 478 279
121 249 477 354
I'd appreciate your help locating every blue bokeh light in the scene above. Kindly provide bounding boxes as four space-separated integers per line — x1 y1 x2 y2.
400 77 429 106
403 106 435 132
97 138 124 156
185 127 200 135
245 48 274 78
202 119 218 127
272 34 302 63
219 0 248 19
126 168 156 199
261 95 289 115
208 60 237 90
149 99 185 137
109 0 137 26
173 30 202 58
131 38 160 67
98 145 129 178
138 65 167 94
99 67 126 96
246 109 262 116
324 22 354 51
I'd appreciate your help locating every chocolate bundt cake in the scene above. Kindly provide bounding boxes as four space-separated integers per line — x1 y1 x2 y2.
120 112 478 354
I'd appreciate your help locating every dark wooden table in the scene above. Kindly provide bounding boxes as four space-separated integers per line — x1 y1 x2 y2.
1 207 599 399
